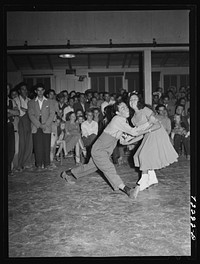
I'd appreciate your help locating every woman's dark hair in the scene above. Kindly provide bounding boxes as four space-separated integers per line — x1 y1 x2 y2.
65 111 75 121
128 91 145 110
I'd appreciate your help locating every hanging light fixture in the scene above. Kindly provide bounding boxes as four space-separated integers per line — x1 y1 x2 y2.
59 54 75 58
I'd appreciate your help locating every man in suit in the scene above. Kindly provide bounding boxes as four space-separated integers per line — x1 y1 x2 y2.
28 84 55 171
73 93 90 115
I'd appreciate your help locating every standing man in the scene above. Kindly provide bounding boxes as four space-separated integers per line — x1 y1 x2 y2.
28 84 55 171
7 84 20 175
14 82 33 171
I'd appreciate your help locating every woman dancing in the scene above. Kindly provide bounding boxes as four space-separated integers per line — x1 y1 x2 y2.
126 92 178 199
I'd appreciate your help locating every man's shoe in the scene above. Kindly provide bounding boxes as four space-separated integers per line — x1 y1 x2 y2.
60 170 75 184
123 185 135 199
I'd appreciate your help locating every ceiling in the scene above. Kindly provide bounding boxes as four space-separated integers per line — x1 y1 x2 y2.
7 51 189 72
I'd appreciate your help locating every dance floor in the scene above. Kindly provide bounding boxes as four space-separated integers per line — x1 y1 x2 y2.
7 155 191 257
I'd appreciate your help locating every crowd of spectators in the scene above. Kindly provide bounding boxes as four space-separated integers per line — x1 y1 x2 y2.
7 83 190 175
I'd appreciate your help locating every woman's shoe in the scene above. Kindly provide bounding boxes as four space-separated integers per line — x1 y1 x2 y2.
137 174 149 191
148 170 158 187
132 185 140 199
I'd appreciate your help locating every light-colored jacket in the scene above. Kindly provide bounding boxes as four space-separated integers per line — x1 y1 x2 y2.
28 98 55 134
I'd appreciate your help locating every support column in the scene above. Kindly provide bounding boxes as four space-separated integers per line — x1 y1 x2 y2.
143 49 152 105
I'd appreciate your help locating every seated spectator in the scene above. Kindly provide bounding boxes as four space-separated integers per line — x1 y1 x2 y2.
65 111 84 164
174 104 189 130
89 96 99 109
57 92 68 119
155 104 171 135
176 97 187 116
63 97 74 121
92 107 104 136
81 109 98 157
76 115 85 128
76 109 84 118
73 93 90 114
55 120 68 161
171 114 190 159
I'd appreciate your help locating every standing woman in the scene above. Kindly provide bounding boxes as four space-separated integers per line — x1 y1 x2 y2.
128 92 178 199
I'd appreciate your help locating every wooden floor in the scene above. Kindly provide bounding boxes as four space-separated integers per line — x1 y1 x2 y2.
8 155 191 257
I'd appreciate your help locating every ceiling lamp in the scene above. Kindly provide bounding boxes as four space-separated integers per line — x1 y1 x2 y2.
59 54 75 58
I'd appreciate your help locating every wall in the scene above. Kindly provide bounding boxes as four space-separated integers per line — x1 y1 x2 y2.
7 66 189 93
7 10 189 46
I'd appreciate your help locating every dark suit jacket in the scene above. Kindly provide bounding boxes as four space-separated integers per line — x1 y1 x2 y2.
28 97 55 134
73 102 90 114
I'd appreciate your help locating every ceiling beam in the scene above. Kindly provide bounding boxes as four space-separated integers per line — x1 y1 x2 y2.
47 55 53 69
106 54 110 68
27 55 35 69
7 47 189 55
122 53 127 68
7 43 189 51
9 55 19 70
